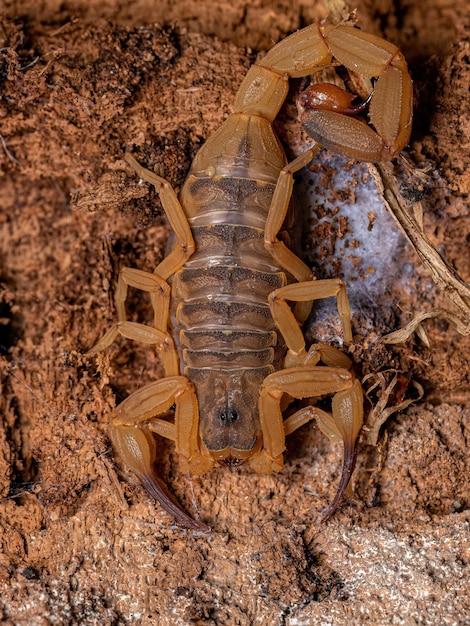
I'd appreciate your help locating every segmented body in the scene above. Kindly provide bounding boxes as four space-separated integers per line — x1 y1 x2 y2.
172 114 288 459
88 20 412 530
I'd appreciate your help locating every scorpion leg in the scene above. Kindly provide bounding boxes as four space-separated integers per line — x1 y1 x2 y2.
263 147 351 333
86 268 179 375
269 280 352 352
254 280 363 518
124 154 195 280
263 147 321 323
86 321 179 377
87 156 211 528
88 153 195 357
109 376 212 532
264 147 320 286
114 267 170 331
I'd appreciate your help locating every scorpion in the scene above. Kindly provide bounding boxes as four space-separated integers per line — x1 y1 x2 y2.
87 21 412 532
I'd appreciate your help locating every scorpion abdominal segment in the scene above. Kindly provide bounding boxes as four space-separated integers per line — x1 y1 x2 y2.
180 113 287 188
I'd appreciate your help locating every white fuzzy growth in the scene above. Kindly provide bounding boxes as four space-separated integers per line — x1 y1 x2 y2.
292 148 413 341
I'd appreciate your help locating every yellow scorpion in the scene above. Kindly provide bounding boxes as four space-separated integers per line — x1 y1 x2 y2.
87 21 412 531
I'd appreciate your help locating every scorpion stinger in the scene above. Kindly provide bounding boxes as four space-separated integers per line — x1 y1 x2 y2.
87 20 412 530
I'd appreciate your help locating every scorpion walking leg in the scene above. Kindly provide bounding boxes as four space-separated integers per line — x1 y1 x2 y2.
86 153 196 371
269 280 352 351
86 267 179 375
124 154 195 280
115 267 171 331
263 145 350 337
264 147 321 323
264 147 320 286
253 281 363 518
109 376 211 532
87 156 210 528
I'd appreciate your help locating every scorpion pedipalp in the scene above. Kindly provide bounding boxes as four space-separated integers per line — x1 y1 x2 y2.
297 24 413 162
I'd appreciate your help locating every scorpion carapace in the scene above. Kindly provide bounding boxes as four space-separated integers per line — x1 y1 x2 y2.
87 20 412 531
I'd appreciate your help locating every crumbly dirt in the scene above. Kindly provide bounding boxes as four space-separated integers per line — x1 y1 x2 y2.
0 1 469 624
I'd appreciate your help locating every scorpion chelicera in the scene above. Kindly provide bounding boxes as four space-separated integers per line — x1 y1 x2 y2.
87 21 412 531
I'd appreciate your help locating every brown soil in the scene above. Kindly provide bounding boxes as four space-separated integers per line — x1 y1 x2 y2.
0 1 469 624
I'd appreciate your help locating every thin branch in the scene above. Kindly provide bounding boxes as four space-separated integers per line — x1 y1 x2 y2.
369 161 470 337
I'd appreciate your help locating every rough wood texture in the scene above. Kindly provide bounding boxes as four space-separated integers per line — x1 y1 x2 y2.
0 1 469 623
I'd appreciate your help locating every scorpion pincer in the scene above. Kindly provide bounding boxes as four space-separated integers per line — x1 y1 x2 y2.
87 21 412 531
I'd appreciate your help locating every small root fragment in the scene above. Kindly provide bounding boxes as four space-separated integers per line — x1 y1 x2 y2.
380 309 468 346
362 370 424 446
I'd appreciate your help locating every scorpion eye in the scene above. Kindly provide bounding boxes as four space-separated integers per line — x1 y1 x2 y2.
218 409 239 424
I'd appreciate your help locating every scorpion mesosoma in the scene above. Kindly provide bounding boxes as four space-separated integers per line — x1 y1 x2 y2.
87 21 412 531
